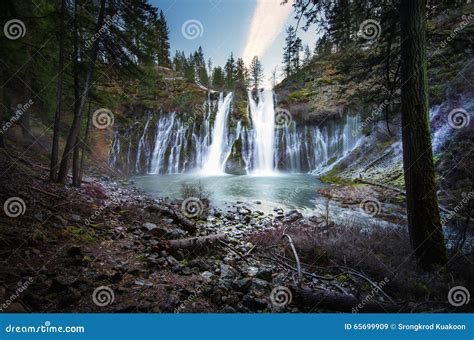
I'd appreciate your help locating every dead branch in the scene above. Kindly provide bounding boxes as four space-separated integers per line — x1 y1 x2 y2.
293 286 403 313
147 205 197 233
282 231 302 287
218 240 249 263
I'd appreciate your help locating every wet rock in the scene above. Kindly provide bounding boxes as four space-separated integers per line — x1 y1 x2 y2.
161 294 181 312
201 271 214 281
238 208 251 215
220 264 237 281
233 278 253 293
71 214 82 222
257 268 273 282
221 306 237 313
189 259 209 271
273 208 284 215
181 267 192 275
166 256 180 267
143 223 158 231
282 210 303 223
243 294 267 310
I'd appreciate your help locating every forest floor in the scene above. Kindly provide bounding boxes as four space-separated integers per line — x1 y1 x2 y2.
0 143 473 313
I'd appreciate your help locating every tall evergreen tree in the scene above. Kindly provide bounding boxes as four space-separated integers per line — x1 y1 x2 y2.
156 10 171 67
235 58 249 88
249 56 264 90
399 0 446 267
224 52 236 88
211 66 225 90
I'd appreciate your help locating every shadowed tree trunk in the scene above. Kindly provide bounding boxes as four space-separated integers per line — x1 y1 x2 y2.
77 100 93 185
0 66 4 148
399 0 447 267
20 29 34 146
71 0 82 187
57 0 106 184
50 0 67 181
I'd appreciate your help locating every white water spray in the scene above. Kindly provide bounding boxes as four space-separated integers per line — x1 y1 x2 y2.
248 89 276 175
201 92 234 175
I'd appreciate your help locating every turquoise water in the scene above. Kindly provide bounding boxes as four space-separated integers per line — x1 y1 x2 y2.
132 173 327 213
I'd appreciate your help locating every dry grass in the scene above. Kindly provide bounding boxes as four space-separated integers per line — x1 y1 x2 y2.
250 221 473 304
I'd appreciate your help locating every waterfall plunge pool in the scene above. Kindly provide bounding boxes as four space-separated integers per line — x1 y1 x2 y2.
132 173 328 214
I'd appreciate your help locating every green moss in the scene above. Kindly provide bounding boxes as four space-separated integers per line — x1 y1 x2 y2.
136 254 146 262
65 226 96 242
288 88 311 102
336 274 349 283
319 166 353 184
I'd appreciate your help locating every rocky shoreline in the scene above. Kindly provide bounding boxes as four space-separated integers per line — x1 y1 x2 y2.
1 147 470 313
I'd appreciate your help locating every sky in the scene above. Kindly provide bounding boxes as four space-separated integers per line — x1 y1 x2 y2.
149 0 318 86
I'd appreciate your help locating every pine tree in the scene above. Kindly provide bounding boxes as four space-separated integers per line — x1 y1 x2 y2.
224 52 236 88
399 0 447 267
302 44 312 67
235 58 249 88
212 66 225 90
157 10 171 67
249 56 264 90
291 37 303 72
283 26 296 77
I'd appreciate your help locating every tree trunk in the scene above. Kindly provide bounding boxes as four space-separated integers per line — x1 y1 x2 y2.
399 0 447 267
71 0 82 187
294 287 403 313
57 0 106 184
78 100 93 185
20 30 34 146
162 234 227 250
50 0 67 181
0 66 4 148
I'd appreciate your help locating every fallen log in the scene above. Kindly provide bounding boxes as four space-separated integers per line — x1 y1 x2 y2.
147 205 197 233
293 286 403 313
162 234 226 250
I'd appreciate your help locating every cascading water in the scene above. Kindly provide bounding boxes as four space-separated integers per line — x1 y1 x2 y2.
109 91 364 176
201 92 234 175
135 115 152 173
248 90 276 175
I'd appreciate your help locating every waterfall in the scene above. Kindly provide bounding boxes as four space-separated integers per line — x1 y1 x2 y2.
201 92 233 175
135 115 152 173
109 91 364 176
248 90 276 175
149 113 176 174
